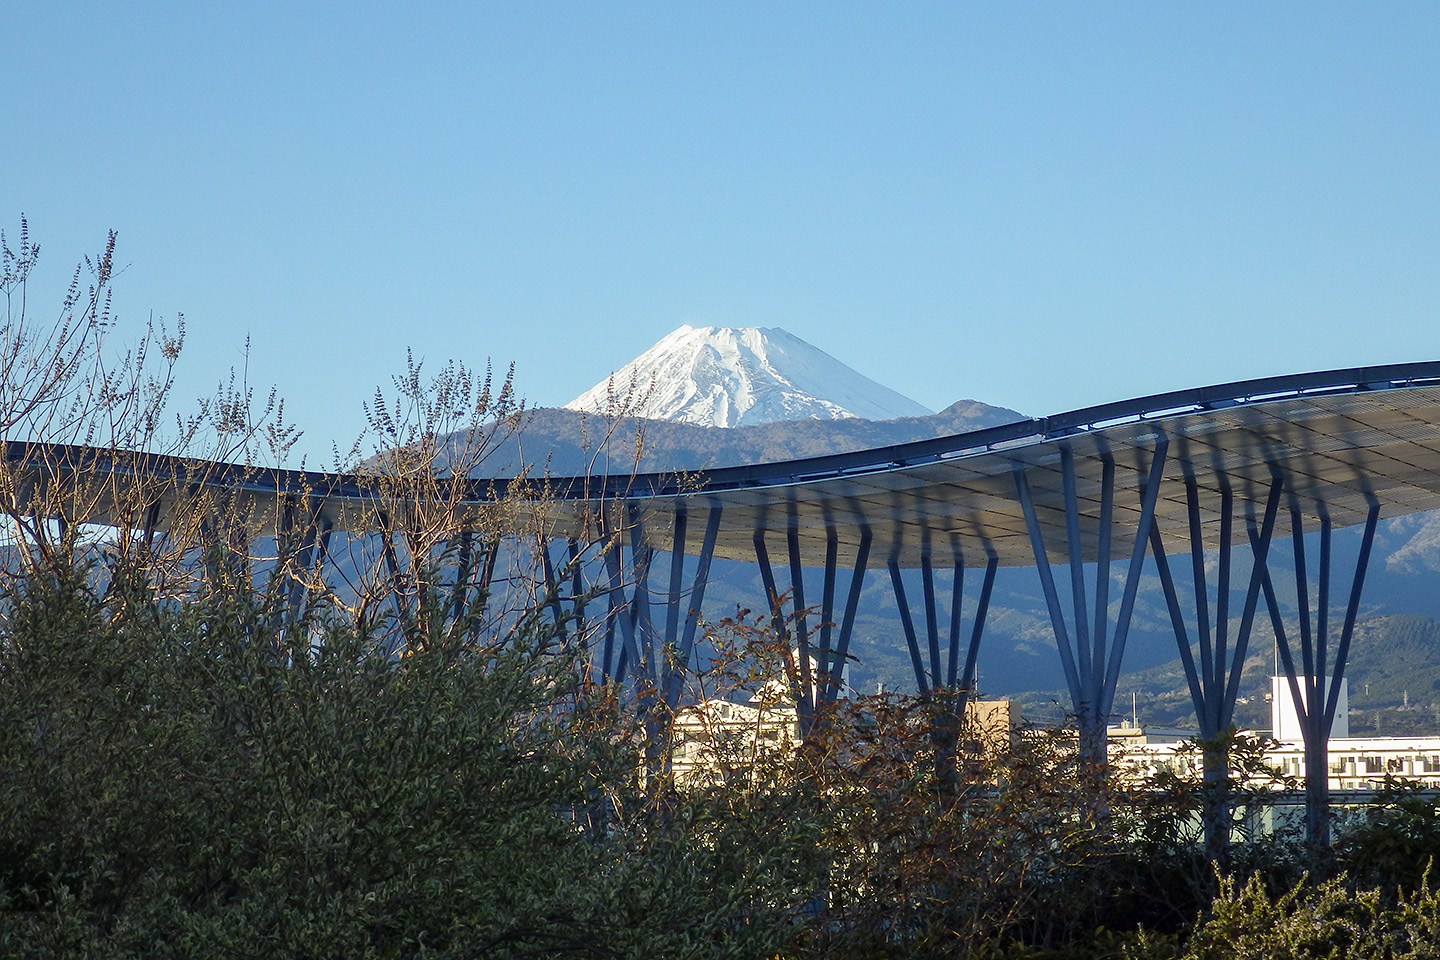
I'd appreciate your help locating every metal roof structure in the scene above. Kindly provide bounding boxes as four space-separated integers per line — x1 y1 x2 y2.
619 360 1440 566
19 360 1440 568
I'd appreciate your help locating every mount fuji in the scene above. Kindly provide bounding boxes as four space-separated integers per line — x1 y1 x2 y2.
563 325 932 428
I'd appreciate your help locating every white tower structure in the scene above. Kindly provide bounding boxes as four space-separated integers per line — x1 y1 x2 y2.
1271 676 1349 742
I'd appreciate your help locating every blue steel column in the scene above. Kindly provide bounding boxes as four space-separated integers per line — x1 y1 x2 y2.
667 504 722 708
600 514 642 683
140 497 162 550
786 520 816 729
267 497 298 637
663 507 690 678
1210 484 1234 739
1150 526 1206 720
1260 498 1380 847
1061 447 1094 725
1318 511 1332 684
543 536 592 670
946 538 964 689
296 518 332 630
754 525 818 728
921 541 943 689
1148 471 1282 856
597 532 618 679
287 500 330 628
1014 467 1083 715
1154 474 1282 737
888 555 930 694
1099 449 1167 725
818 529 840 695
754 530 783 637
566 539 588 659
465 537 499 647
626 507 656 686
655 503 724 710
822 527 873 704
479 539 499 594
539 538 570 644
1184 476 1216 729
1089 458 1114 715
1328 504 1380 730
957 553 998 694
1014 437 1168 769
377 511 407 645
886 534 1002 702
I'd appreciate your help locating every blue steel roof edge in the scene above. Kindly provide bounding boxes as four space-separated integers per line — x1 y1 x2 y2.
7 360 1440 507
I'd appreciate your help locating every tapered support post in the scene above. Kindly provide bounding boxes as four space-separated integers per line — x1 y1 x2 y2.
626 508 657 686
885 543 998 701
888 556 929 695
540 539 570 643
663 508 690 672
755 531 783 637
884 533 1000 789
822 527 873 705
600 519 641 684
676 506 722 678
567 539 586 642
787 521 816 731
284 499 327 630
755 528 818 730
1260 498 1380 848
921 544 942 689
1151 471 1283 858
1013 438 1168 771
957 553 998 695
819 531 840 693
662 504 722 709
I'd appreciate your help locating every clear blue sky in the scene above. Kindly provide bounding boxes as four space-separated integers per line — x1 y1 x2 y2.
7 2 1440 464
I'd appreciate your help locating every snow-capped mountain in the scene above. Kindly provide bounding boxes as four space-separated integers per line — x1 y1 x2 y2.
563 325 932 427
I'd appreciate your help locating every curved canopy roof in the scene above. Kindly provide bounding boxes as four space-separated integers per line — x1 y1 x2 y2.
617 360 1440 566
13 361 1440 570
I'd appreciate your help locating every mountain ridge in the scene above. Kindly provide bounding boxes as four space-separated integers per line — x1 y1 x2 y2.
466 396 1027 479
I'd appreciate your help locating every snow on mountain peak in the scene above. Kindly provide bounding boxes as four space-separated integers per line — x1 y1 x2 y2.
563 325 932 427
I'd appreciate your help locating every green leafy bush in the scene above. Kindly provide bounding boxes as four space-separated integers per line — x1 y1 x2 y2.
0 565 817 959
1336 783 1440 892
1175 872 1440 960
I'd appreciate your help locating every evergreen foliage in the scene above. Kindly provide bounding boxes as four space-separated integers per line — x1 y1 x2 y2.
0 564 819 958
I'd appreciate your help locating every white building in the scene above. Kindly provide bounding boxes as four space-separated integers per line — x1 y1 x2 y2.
670 697 799 787
1112 677 1440 790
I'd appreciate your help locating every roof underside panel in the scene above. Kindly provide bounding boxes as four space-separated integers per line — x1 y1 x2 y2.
634 379 1440 568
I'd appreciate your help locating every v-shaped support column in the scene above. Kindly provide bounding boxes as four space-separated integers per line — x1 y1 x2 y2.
1257 498 1380 848
817 523 873 707
1014 437 1169 769
593 503 721 709
1148 470 1283 856
885 535 998 700
754 504 874 736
